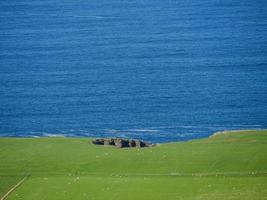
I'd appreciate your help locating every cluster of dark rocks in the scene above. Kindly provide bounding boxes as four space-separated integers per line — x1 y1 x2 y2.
92 138 152 148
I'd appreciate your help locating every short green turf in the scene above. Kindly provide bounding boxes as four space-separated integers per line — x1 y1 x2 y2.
0 130 267 199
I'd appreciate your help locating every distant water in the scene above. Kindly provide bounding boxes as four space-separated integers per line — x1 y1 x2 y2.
0 0 267 142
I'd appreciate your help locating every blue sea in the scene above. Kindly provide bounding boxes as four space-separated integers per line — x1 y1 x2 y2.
0 0 267 142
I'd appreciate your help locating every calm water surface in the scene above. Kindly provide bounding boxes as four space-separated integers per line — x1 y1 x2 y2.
0 0 267 142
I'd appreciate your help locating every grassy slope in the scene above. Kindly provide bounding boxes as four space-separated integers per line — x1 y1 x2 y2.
0 130 266 199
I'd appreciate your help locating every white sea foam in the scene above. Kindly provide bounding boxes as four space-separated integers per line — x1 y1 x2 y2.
150 124 263 129
127 129 160 132
43 133 65 137
102 129 120 133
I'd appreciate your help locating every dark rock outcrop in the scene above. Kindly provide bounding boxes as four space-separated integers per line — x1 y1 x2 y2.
92 138 152 148
92 138 105 145
128 139 136 147
104 138 115 146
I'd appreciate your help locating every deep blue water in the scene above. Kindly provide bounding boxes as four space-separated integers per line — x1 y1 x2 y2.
0 0 267 142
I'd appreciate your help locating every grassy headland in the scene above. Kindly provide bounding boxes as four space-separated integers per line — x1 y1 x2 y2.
0 130 267 199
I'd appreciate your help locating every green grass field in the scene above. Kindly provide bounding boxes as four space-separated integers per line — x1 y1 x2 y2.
0 130 267 200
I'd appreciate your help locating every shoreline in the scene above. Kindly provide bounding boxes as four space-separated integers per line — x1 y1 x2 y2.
209 129 267 138
0 129 266 144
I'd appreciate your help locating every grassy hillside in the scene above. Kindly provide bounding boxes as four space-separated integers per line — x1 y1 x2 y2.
0 130 267 199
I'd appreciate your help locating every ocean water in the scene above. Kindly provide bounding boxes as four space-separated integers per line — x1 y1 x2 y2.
0 0 267 142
